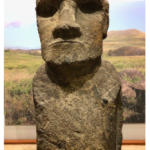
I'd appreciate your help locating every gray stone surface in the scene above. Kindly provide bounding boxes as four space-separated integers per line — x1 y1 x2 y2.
33 60 123 150
33 0 123 149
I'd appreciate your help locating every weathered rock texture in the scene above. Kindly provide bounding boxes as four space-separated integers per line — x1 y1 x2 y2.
33 0 123 149
33 60 123 150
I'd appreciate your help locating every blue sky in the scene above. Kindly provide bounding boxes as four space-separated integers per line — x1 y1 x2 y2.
109 1 145 31
4 0 145 49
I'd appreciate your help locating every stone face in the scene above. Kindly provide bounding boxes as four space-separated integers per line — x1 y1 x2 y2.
33 0 123 149
36 0 109 64
33 60 123 150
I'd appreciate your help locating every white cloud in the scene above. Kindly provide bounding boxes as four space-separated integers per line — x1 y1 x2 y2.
4 0 36 26
5 21 22 28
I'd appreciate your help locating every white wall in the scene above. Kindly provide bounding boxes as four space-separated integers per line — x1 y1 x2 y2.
4 115 145 140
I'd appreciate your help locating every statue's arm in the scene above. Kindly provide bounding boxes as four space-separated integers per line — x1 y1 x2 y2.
116 87 123 150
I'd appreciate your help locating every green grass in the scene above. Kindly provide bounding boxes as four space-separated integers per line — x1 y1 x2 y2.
103 40 145 52
121 74 141 83
5 79 32 97
4 51 44 125
102 52 145 74
4 52 44 74
4 79 35 125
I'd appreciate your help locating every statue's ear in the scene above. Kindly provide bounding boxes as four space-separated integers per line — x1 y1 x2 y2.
103 13 109 39
103 1 109 39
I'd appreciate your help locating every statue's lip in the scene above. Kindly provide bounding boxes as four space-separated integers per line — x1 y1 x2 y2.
48 40 83 46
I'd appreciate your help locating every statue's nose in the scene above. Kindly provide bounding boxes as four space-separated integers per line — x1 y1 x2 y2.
53 0 82 39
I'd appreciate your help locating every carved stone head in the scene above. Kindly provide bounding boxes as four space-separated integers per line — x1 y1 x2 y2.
36 0 109 65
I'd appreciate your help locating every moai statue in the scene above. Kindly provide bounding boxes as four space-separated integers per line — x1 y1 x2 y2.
33 0 123 149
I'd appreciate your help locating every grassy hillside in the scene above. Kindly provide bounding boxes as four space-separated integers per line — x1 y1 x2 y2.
4 51 44 125
106 29 145 40
108 47 145 56
103 29 145 52
102 52 145 74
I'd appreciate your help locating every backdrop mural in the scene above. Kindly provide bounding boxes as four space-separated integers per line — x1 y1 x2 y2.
4 0 145 125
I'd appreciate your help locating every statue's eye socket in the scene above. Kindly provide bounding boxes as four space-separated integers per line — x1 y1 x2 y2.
36 3 57 17
80 2 103 14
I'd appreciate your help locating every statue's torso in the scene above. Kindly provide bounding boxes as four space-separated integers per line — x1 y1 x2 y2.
33 60 122 150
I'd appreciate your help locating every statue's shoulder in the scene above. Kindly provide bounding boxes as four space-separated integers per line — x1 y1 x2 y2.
101 59 117 71
33 64 47 83
99 59 121 83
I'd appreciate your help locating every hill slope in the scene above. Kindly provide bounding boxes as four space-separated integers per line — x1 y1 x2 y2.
105 29 145 41
103 29 145 52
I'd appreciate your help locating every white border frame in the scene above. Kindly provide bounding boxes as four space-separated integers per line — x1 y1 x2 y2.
4 123 145 140
3 0 146 142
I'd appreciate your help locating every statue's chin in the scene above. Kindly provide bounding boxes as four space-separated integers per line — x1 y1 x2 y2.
46 57 99 66
42 43 102 65
43 52 102 65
